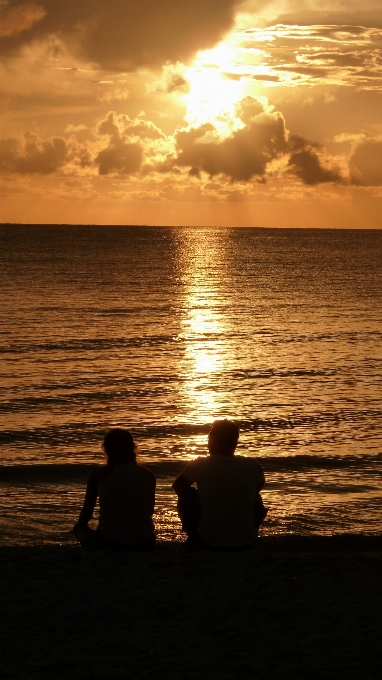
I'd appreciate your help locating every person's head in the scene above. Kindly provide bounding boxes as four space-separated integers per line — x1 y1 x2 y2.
208 419 239 457
103 428 136 465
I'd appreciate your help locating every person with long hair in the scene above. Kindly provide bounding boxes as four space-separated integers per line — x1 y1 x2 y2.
73 428 156 551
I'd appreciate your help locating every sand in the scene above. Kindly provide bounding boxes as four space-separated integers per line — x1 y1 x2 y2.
1 535 381 680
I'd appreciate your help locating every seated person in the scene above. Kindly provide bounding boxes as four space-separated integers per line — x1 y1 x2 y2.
73 428 156 551
173 419 267 551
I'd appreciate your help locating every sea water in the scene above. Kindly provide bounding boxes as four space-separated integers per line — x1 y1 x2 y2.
0 225 381 545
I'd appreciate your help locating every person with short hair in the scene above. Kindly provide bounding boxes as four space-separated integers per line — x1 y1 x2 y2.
73 428 156 551
173 419 267 551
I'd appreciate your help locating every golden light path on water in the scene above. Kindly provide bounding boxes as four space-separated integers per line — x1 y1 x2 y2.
178 232 226 425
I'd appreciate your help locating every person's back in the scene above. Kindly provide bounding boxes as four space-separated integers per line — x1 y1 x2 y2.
184 454 264 547
173 419 266 550
98 462 155 544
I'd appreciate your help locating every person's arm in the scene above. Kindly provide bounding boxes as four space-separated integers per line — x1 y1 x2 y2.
172 473 193 496
73 469 100 531
253 465 267 526
172 461 196 496
257 467 265 493
150 474 156 515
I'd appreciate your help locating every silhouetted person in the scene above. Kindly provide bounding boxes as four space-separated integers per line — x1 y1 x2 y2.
173 419 267 551
73 428 156 551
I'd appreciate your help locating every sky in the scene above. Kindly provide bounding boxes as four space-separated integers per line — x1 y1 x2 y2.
1 0 381 228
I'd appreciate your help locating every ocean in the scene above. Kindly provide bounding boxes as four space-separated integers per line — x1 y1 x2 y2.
0 224 381 545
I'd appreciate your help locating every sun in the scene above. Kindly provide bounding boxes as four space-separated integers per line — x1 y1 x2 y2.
182 43 246 133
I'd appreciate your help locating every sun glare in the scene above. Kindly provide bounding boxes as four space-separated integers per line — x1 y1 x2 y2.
182 43 246 132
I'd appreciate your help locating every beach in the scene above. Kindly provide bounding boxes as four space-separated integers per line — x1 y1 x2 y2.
2 535 381 680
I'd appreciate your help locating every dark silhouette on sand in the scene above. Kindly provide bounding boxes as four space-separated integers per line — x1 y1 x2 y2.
73 428 156 551
173 419 267 551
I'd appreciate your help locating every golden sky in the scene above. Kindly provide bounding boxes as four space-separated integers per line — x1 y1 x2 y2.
1 0 381 227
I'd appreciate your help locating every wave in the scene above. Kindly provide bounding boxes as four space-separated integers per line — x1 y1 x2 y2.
0 410 381 444
2 331 381 356
0 334 178 355
1 453 381 484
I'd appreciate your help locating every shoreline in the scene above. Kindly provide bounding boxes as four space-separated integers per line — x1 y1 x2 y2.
1 532 382 554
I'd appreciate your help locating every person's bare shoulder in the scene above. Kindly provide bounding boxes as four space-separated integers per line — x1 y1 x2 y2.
88 465 110 484
137 464 156 482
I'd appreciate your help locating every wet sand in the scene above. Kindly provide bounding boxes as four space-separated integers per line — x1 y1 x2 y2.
1 536 381 680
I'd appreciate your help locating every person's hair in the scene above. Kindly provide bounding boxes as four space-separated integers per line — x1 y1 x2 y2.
103 428 136 464
208 419 239 456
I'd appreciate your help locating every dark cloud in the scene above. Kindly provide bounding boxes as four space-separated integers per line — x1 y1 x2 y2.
0 104 350 186
0 2 46 37
350 139 382 185
287 147 343 185
286 134 344 185
0 0 241 69
0 111 152 176
174 98 289 181
96 143 142 175
223 71 280 82
165 97 345 185
248 74 280 82
94 111 156 175
276 65 329 78
0 132 67 173
289 134 320 152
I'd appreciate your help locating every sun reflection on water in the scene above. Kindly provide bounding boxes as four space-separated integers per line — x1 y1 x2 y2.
176 231 230 423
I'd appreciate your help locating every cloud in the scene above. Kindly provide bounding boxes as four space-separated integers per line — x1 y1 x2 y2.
245 0 382 30
271 11 382 31
0 111 169 178
307 51 370 67
171 96 344 185
0 0 242 70
174 97 289 182
149 62 190 94
94 112 143 176
0 2 46 37
96 111 165 142
94 111 168 175
0 132 67 173
65 124 88 133
349 138 382 185
236 24 382 89
0 105 362 187
97 86 129 104
95 144 142 176
287 146 344 185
